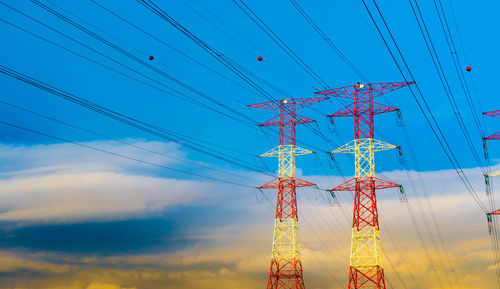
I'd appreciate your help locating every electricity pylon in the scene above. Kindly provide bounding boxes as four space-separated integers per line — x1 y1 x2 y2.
249 97 327 289
315 82 412 289
484 110 500 225
484 110 500 178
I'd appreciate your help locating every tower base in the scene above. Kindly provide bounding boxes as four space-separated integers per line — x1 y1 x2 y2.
348 265 385 289
267 258 305 289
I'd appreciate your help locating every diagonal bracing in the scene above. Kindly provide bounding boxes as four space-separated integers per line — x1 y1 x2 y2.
249 97 326 289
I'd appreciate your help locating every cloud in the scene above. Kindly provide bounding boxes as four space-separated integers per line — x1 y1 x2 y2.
0 140 185 176
0 140 499 288
0 171 209 221
0 140 233 222
85 284 136 289
0 252 72 274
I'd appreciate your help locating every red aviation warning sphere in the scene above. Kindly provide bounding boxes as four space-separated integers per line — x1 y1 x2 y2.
257 56 263 61
149 55 154 60
466 66 471 71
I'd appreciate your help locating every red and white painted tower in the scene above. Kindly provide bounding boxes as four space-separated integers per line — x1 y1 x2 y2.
315 82 412 289
249 97 327 289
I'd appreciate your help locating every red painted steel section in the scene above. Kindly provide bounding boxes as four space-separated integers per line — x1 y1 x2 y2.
314 82 413 100
484 110 500 119
484 111 500 140
260 177 315 190
491 209 500 215
486 110 500 218
348 266 385 289
330 177 399 192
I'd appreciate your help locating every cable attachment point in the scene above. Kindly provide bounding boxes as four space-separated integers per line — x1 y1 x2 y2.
257 155 271 172
485 174 491 196
398 185 408 203
313 120 320 130
327 190 341 207
312 152 320 168
327 116 341 139
255 188 265 203
483 138 489 160
396 146 405 165
313 185 321 202
255 126 265 143
396 109 403 127
487 213 493 235
326 152 336 169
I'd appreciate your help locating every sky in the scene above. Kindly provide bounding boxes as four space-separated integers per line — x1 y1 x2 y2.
0 0 499 288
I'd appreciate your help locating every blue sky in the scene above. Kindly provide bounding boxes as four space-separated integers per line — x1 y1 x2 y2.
1 0 499 174
0 0 499 288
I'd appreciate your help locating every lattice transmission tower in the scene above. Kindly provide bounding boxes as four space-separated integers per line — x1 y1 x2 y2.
315 82 412 289
249 97 326 289
484 110 500 219
483 109 500 285
484 110 500 178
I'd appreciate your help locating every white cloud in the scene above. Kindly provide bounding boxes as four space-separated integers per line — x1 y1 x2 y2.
0 140 230 222
0 138 498 288
0 171 210 221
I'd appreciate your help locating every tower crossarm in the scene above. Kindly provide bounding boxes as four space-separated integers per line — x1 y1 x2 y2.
330 177 399 192
486 131 500 140
491 209 500 215
248 97 328 111
258 114 315 127
484 110 500 139
259 177 315 189
490 169 500 177
332 139 397 154
328 102 397 118
484 110 500 119
261 145 313 158
314 82 413 99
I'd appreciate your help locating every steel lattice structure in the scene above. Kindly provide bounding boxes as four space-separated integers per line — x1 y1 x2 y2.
485 110 500 178
249 97 327 289
485 110 500 218
315 82 412 289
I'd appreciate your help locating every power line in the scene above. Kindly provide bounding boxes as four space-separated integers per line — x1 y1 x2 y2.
28 0 261 129
1 2 474 284
432 0 485 138
86 0 275 102
360 0 488 213
2 0 336 178
132 0 352 164
220 1 468 286
408 0 486 177
287 0 369 83
359 0 489 286
0 99 262 183
180 0 318 93
130 4 421 284
0 2 259 130
397 111 463 288
0 119 253 188
86 0 340 158
47 0 252 109
232 0 329 88
0 64 274 176
0 8 263 160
